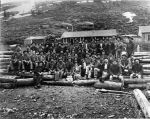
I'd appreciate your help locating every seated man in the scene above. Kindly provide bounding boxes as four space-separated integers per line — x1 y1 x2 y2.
94 58 104 80
80 59 86 78
22 51 32 72
109 60 124 86
73 60 81 80
55 58 65 80
130 59 143 79
120 52 131 76
101 58 110 82
33 62 43 89
9 53 21 73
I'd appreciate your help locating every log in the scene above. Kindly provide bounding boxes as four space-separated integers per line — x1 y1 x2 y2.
0 51 13 55
18 72 34 78
16 78 34 86
134 56 150 59
134 52 150 56
42 74 55 81
0 55 11 58
94 81 122 90
124 78 150 84
133 89 150 118
128 84 147 89
0 83 16 89
140 59 150 63
73 79 98 86
143 69 150 75
143 64 150 70
0 58 10 62
0 77 17 83
99 89 132 95
42 81 73 86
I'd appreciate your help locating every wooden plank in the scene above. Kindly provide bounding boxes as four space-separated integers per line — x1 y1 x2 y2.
133 89 150 118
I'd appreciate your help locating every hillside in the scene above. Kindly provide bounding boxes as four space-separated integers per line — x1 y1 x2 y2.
1 0 150 45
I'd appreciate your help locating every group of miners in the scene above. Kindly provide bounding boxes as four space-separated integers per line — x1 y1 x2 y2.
9 36 143 87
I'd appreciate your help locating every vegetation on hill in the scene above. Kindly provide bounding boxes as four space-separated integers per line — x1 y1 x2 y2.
1 0 150 45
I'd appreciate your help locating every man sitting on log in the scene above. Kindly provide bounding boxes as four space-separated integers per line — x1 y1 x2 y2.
120 52 131 76
130 59 143 79
100 58 110 82
109 60 124 87
22 51 32 72
33 61 43 89
94 58 104 81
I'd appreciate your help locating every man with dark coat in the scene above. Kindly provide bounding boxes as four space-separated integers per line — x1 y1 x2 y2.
95 58 104 80
130 59 143 79
109 60 124 87
109 41 116 56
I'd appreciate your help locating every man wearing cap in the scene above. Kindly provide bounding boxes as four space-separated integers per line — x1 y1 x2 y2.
130 59 143 79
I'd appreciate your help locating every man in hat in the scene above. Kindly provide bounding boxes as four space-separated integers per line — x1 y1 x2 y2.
130 59 143 79
120 52 131 76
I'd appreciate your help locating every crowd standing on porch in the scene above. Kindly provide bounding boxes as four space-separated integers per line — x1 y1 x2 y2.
9 36 143 84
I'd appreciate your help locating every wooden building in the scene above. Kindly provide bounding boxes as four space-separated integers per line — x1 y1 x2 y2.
61 29 117 43
138 26 150 42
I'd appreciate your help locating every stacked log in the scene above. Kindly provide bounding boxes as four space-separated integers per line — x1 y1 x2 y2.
16 78 34 86
0 76 17 89
73 79 98 86
124 78 150 89
94 81 122 90
41 81 73 86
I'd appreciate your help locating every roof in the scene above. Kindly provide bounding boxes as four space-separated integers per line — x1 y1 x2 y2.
25 36 47 40
61 29 117 38
139 26 150 33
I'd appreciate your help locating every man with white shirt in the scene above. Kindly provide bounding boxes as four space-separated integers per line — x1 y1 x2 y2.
100 58 110 82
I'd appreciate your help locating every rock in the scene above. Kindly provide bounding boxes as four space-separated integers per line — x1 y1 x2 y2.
108 115 115 118
5 108 15 114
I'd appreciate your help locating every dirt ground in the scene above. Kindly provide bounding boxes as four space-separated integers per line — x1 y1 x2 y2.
0 86 142 119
